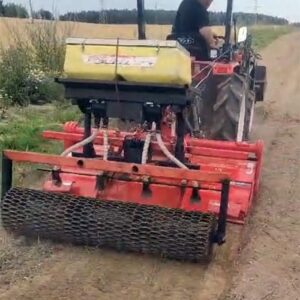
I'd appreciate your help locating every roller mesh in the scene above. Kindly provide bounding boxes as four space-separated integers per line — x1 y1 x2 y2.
1 188 217 262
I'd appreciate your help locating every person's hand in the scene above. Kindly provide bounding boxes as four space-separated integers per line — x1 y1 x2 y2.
210 37 219 49
214 36 219 47
200 27 220 49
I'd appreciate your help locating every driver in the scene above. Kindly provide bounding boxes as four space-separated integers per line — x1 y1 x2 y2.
172 0 218 49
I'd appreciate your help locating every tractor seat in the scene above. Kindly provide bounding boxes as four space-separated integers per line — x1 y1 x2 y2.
166 33 209 61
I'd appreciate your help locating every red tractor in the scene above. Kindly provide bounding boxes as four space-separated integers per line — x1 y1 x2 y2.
1 0 266 262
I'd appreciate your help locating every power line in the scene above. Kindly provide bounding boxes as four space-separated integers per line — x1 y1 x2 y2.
28 0 34 23
253 0 263 24
99 0 106 24
254 0 258 24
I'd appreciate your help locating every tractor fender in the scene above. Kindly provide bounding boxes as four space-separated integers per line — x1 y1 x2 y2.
254 65 267 102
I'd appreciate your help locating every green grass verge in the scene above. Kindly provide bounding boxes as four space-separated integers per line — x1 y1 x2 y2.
0 103 81 190
250 25 292 50
0 102 80 154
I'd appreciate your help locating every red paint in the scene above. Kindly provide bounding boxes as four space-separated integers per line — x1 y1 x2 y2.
4 126 263 224
41 169 252 223
212 62 238 75
3 44 264 228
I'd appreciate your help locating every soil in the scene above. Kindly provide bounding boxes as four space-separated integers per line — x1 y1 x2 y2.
0 32 299 300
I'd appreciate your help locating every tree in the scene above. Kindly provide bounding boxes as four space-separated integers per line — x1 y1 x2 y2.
0 1 4 16
4 3 29 18
60 9 288 26
33 9 54 20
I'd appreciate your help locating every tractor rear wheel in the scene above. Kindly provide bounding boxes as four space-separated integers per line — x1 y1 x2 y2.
209 73 249 142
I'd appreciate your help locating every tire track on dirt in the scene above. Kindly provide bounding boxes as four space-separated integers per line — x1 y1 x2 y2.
226 31 300 300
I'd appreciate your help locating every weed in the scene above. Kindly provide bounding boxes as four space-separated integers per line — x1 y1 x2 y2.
0 19 74 106
0 104 80 153
250 25 292 50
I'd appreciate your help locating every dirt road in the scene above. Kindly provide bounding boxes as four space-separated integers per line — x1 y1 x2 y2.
226 32 300 300
0 32 299 300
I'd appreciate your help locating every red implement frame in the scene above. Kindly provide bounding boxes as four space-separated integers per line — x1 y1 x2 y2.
3 122 263 224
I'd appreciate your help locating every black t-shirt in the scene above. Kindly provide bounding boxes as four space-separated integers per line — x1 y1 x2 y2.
173 0 209 34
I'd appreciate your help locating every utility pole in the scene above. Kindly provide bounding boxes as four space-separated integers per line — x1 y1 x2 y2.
155 1 158 25
99 0 106 24
137 0 146 39
28 0 34 23
254 0 258 25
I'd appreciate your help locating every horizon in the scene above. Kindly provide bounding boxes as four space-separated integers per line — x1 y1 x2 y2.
2 0 300 22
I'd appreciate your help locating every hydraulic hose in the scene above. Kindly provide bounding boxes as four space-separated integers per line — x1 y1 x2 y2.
156 133 188 170
61 128 100 157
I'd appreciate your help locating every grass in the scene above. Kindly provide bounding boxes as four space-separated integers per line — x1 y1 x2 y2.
0 103 81 192
250 25 292 50
0 103 80 153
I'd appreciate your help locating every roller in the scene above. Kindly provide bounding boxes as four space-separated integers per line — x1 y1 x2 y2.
1 188 217 262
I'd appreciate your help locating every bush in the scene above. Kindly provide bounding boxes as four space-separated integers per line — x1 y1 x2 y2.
0 20 73 107
0 47 33 106
0 47 64 106
26 21 68 73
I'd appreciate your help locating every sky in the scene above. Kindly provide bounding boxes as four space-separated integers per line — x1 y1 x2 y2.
3 0 300 22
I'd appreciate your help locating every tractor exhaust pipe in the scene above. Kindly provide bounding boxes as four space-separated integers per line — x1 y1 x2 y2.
224 0 234 48
137 0 146 40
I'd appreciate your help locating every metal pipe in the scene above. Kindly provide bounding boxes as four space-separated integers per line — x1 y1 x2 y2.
1 154 13 199
137 0 146 39
224 0 234 48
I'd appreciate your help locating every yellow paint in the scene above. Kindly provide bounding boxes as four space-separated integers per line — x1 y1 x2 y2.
64 40 192 86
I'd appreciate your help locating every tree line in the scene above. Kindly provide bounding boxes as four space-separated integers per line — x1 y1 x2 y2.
0 1 54 19
60 10 288 26
0 1 289 26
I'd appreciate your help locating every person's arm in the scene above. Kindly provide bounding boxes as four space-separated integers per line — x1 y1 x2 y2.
199 26 218 48
195 4 217 48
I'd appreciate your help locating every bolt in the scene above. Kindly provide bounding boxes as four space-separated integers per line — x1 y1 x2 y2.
181 180 188 186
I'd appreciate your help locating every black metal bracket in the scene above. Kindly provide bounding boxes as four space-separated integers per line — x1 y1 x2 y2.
190 187 201 203
175 112 186 163
83 111 96 158
214 179 230 245
224 0 234 51
142 177 152 198
51 168 62 186
1 153 13 200
96 173 108 191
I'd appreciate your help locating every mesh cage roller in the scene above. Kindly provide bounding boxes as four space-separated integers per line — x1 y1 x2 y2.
1 188 217 262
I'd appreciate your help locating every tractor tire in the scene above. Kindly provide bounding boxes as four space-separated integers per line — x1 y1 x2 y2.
209 73 249 142
244 89 256 140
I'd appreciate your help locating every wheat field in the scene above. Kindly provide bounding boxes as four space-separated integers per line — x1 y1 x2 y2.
0 17 230 45
0 17 172 44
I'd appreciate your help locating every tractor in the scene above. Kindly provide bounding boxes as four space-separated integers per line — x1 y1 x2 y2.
1 0 267 262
